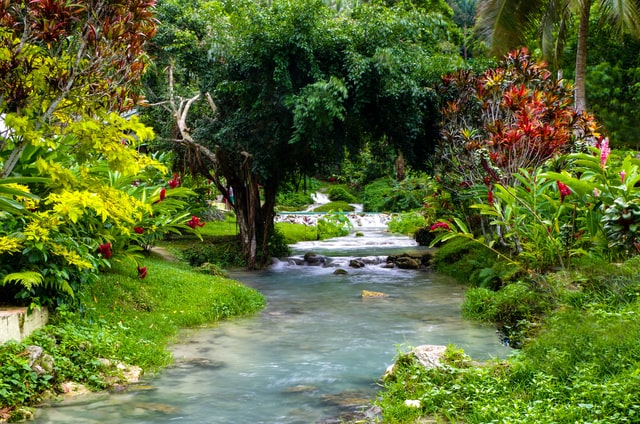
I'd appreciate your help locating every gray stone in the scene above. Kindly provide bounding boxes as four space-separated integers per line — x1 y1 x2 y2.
303 252 326 265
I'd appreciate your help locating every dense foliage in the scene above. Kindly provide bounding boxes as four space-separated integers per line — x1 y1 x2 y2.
379 257 640 423
143 0 463 268
0 0 204 307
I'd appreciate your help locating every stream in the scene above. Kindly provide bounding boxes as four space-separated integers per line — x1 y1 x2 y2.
34 225 511 423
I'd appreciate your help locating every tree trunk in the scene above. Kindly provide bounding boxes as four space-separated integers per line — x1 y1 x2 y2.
574 0 591 113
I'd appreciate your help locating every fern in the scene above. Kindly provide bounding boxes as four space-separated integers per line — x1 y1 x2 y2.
3 271 44 290
2 271 75 298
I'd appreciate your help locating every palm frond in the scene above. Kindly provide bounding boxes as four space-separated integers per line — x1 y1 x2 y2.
599 0 640 36
475 0 549 56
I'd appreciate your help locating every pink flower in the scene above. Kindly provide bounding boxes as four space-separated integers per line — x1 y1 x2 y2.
186 216 206 229
621 170 626 184
430 221 451 231
98 242 112 259
137 266 147 279
134 226 144 234
593 188 600 197
557 181 571 203
168 173 180 189
600 137 610 167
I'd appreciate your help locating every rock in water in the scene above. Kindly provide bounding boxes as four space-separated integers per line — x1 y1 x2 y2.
361 290 387 298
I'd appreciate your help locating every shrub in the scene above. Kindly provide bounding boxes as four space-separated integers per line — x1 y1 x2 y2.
436 48 598 190
275 191 314 211
432 238 495 283
182 237 245 268
327 186 358 203
312 201 355 212
388 212 426 236
317 211 353 239
363 177 429 212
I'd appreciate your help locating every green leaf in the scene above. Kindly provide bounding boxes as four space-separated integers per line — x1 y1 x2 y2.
2 271 44 290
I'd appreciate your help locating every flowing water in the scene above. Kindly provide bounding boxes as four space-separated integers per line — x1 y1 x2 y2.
34 227 511 424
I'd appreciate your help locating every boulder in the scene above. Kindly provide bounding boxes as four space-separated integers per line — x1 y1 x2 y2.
386 252 434 269
384 344 447 379
395 257 420 269
349 259 365 268
303 252 326 266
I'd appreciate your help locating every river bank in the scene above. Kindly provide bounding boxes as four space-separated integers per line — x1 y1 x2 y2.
0 252 265 422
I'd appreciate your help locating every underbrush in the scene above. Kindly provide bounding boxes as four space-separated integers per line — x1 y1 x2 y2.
362 177 428 212
387 212 426 236
275 222 318 244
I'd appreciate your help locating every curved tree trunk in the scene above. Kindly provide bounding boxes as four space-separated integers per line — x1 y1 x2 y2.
574 0 591 113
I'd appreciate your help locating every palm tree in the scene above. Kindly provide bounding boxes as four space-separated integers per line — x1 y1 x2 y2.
475 0 640 112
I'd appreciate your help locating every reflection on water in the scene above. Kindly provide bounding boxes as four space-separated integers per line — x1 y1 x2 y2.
34 230 511 423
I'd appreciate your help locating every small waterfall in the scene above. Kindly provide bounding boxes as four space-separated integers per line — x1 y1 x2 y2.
275 212 392 229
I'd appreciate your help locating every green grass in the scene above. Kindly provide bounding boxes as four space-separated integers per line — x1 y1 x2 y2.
311 201 355 212
376 251 640 423
81 257 265 369
199 215 239 237
275 222 318 244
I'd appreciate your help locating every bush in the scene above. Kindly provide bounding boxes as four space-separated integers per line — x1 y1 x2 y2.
275 222 318 244
312 201 355 212
432 238 495 284
317 211 353 239
363 177 429 212
327 186 358 203
414 226 436 246
182 237 245 268
387 212 426 236
276 191 314 211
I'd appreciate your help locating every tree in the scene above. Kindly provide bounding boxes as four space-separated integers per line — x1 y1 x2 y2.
144 0 462 268
475 0 640 112
0 0 163 306
0 0 157 177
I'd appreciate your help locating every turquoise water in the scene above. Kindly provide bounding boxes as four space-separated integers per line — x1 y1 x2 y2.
34 230 511 423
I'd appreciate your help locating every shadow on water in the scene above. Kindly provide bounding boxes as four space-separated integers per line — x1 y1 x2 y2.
34 229 511 424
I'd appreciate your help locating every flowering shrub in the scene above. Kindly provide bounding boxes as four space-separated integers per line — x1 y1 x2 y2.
430 141 640 271
542 141 640 259
436 48 598 191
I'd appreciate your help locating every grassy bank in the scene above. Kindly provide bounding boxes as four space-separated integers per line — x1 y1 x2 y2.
0 240 265 418
376 240 640 423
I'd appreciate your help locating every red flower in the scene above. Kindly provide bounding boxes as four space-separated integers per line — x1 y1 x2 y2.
168 173 180 189
488 190 494 204
186 216 206 229
137 266 147 279
98 242 112 259
556 181 571 202
429 221 451 231
159 188 166 201
134 226 144 234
